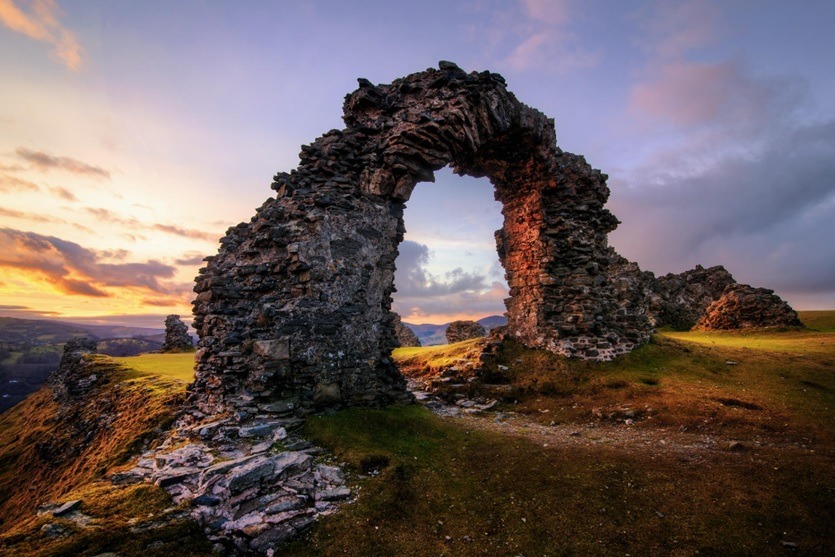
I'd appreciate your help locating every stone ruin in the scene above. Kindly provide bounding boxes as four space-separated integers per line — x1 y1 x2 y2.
694 284 801 330
162 314 194 352
189 61 655 418
188 61 798 418
392 313 421 347
49 338 99 403
446 320 487 343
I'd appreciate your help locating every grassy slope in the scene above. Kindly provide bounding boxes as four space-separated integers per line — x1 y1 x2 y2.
798 309 835 332
285 326 834 556
111 352 197 383
1 323 833 555
0 355 210 557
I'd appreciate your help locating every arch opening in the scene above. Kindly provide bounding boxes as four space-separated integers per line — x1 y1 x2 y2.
393 166 506 334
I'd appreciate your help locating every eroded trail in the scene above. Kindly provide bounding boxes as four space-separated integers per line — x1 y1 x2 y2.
413 384 830 465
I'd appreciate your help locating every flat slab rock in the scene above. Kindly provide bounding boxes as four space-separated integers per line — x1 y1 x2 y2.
128 420 351 555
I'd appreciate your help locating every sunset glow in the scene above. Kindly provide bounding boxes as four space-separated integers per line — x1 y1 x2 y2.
2 0 834 329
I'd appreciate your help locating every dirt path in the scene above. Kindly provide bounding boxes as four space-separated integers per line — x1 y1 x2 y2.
413 387 826 463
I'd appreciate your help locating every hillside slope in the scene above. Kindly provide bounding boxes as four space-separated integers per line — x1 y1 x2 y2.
0 318 832 556
0 353 209 556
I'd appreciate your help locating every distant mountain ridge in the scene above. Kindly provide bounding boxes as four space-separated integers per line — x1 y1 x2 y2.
403 315 507 346
0 317 164 343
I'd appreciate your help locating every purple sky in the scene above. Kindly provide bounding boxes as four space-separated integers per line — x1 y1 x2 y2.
1 0 833 327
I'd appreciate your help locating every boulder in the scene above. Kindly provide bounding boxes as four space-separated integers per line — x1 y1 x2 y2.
392 313 420 347
446 321 486 343
694 284 802 330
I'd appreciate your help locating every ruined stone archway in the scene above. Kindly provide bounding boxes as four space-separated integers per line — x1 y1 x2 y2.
190 62 652 415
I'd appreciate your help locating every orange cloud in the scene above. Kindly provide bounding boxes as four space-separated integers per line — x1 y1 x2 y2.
0 206 62 223
0 173 40 193
16 147 110 178
49 185 77 201
0 227 189 299
0 0 82 70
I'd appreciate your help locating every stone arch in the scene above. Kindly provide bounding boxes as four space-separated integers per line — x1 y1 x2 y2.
190 62 652 415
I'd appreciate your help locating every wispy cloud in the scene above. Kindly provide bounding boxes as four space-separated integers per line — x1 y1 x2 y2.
151 224 217 243
16 147 110 178
0 0 83 70
48 185 77 201
0 173 40 193
0 304 61 317
496 0 600 74
175 252 208 266
0 206 62 223
0 227 188 298
83 207 219 243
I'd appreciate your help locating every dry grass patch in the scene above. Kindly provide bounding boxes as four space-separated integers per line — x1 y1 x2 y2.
0 356 187 536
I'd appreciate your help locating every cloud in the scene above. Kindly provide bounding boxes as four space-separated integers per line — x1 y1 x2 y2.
0 206 63 223
609 118 835 306
635 0 718 61
522 0 570 26
481 0 599 74
48 185 77 201
0 0 83 70
392 240 506 320
175 252 208 266
16 147 110 179
608 0 835 309
0 304 61 317
151 224 217 243
84 207 219 243
0 227 187 298
0 173 40 193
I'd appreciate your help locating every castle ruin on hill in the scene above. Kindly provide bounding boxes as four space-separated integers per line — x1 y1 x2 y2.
188 62 798 418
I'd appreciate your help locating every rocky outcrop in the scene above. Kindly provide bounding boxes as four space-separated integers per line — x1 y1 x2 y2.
650 265 737 329
694 285 802 330
48 337 99 403
393 313 420 347
446 320 487 343
162 314 193 352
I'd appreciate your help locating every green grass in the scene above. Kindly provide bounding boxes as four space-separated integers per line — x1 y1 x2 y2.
111 352 196 383
393 338 483 372
798 309 835 332
285 403 833 557
662 328 835 355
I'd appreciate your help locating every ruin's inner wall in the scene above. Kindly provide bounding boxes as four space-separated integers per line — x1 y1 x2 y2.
189 62 654 416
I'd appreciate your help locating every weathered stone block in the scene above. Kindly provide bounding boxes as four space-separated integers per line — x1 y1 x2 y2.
253 339 290 360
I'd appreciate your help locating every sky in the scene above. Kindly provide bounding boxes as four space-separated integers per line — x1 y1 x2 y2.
0 0 833 328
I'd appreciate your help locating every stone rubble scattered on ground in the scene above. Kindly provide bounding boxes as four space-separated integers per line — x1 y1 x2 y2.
121 412 352 555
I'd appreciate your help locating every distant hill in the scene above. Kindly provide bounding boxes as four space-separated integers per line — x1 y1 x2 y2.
0 317 167 413
403 315 506 346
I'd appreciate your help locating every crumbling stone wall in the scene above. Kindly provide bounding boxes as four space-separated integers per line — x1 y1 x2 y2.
446 320 486 343
393 313 421 347
651 265 737 329
694 285 801 330
190 62 653 417
162 314 193 352
48 338 98 403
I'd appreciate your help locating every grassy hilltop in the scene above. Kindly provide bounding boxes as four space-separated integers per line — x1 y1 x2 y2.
0 311 832 555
